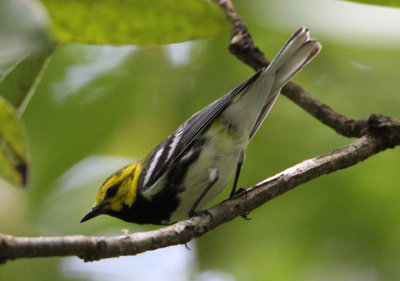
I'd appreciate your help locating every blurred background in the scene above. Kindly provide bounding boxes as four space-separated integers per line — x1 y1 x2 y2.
1 0 400 280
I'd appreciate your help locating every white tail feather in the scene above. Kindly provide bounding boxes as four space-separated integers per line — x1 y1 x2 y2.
223 27 321 140
265 27 321 94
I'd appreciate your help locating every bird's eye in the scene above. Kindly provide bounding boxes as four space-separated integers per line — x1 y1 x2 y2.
106 184 119 198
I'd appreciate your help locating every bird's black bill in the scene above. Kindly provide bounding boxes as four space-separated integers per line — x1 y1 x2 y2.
80 205 103 223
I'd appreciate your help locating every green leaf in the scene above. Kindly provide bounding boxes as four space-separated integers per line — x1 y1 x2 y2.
0 48 55 109
41 0 229 45
0 0 51 65
0 97 28 185
343 0 400 8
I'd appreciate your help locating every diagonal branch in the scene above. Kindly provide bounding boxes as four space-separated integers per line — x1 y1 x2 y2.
1 119 398 263
213 0 368 138
1 0 399 264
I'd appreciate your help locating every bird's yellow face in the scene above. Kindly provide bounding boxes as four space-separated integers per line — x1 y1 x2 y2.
80 162 142 222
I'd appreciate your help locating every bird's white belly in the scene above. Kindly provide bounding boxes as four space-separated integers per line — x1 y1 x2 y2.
170 122 248 222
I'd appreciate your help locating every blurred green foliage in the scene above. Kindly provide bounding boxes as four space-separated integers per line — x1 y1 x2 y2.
42 0 229 45
0 97 27 185
1 0 400 281
0 0 50 64
345 0 400 8
0 49 54 109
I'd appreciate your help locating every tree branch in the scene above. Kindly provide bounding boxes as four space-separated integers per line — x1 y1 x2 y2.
2 116 398 263
213 0 369 138
1 0 399 264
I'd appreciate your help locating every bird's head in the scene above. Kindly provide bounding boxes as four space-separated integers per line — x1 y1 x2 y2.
80 162 142 223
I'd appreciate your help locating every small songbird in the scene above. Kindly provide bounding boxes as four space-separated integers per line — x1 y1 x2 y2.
81 27 321 225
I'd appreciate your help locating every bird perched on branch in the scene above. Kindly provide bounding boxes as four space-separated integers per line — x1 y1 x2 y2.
81 27 321 225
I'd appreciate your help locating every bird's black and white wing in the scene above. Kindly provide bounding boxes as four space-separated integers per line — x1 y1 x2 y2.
138 68 264 192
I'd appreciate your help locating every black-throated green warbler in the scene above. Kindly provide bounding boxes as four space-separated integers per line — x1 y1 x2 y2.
81 27 321 225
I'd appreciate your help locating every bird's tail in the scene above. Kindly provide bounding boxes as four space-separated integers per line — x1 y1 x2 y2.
264 27 321 94
227 27 321 139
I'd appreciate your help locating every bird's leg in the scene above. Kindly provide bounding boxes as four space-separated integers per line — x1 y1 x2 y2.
188 168 219 217
228 151 251 220
229 150 245 198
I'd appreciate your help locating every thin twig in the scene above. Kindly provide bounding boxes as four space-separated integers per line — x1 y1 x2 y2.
213 0 369 137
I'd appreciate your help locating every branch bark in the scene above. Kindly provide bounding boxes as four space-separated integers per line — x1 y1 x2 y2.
214 0 369 138
1 115 399 263
1 0 399 264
